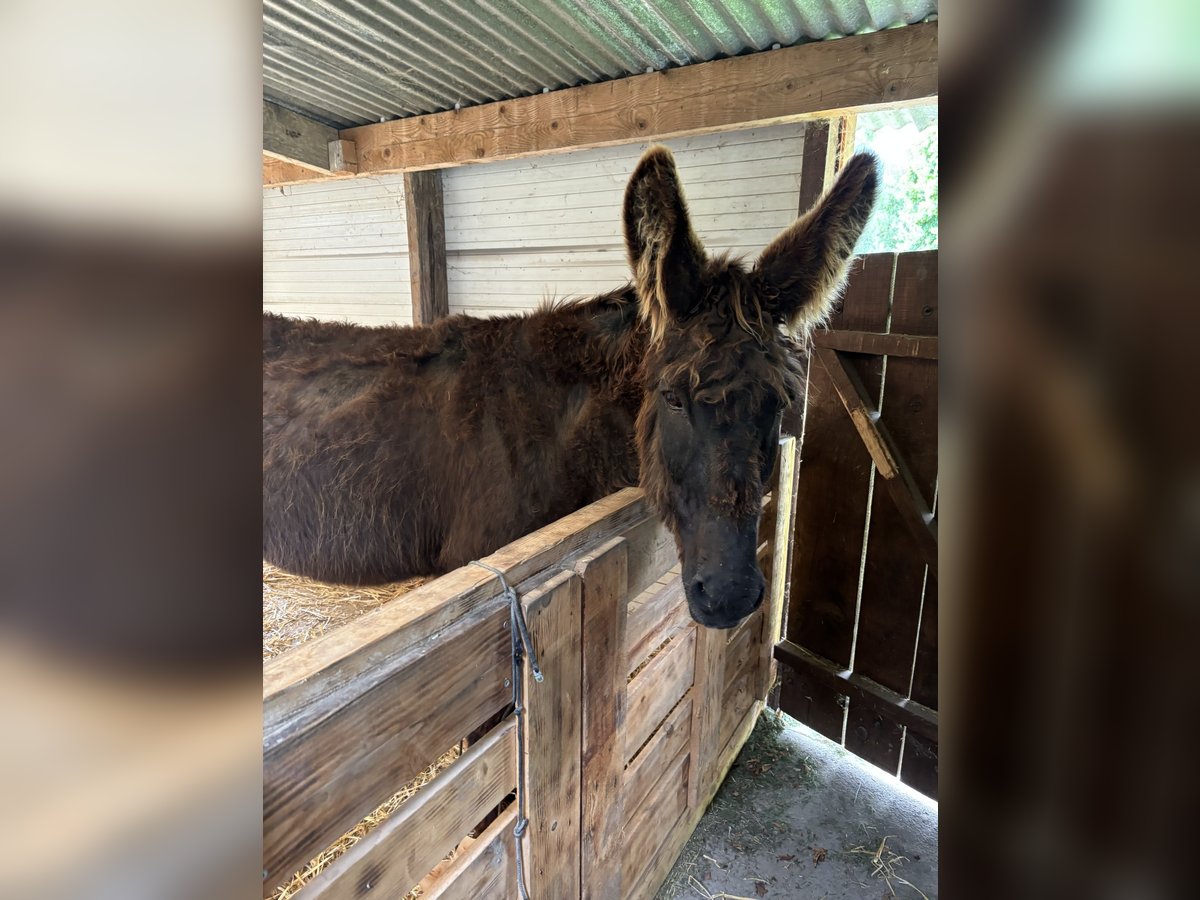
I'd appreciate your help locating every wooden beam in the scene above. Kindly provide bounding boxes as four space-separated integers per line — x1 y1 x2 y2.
341 22 937 173
263 100 337 172
262 153 326 187
773 640 938 742
327 139 359 174
812 329 939 359
797 119 834 212
403 170 449 324
814 347 938 569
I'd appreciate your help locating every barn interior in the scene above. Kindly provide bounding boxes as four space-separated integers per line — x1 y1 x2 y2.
262 3 939 899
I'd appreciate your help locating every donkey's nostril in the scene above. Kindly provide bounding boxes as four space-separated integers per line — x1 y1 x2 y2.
690 577 705 598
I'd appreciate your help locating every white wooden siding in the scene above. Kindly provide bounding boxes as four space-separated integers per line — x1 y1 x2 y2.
261 123 807 325
442 125 807 318
263 176 412 327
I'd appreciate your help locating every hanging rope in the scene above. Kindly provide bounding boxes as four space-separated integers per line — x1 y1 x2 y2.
469 560 541 900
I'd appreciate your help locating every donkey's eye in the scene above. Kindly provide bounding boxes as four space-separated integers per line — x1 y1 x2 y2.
662 390 684 412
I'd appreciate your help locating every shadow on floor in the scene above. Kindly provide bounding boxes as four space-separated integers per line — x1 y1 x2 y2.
656 711 937 900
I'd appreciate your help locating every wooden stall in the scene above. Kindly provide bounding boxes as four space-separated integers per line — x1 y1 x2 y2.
263 438 798 900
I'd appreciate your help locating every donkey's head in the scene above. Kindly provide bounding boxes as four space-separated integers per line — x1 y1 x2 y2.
626 145 879 629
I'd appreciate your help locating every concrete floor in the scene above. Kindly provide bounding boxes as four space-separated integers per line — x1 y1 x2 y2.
656 711 938 900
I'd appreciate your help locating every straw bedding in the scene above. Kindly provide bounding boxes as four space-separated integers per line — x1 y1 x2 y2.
264 562 466 899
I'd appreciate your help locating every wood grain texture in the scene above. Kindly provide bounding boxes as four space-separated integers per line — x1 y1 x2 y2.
328 139 358 174
263 153 327 186
262 601 510 892
812 329 938 359
521 570 583 900
622 694 693 829
575 538 629 900
762 435 798 701
625 626 697 765
687 620 726 809
621 754 690 892
263 100 337 171
421 806 516 900
341 24 938 173
625 574 688 678
304 718 516 900
403 169 449 324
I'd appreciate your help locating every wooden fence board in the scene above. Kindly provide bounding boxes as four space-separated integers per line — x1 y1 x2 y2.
522 571 583 900
421 806 517 900
688 620 727 808
847 249 938 776
625 627 697 764
623 695 693 828
262 600 511 891
305 718 516 900
621 755 690 891
625 574 688 677
782 253 894 741
575 538 629 900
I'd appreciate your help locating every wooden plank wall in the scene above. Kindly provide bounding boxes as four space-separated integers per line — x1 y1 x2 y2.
439 125 806 318
263 176 413 327
779 249 938 797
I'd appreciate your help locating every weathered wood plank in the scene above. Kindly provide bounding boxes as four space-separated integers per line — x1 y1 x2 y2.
687 619 727 808
624 575 688 678
262 601 511 892
263 153 326 186
575 538 629 900
774 640 937 742
263 100 337 172
341 24 938 173
328 139 358 174
847 249 938 774
798 119 834 212
421 806 517 900
625 627 697 764
403 169 449 325
812 329 939 359
264 488 647 743
782 253 894 741
621 754 690 891
623 515 679 599
521 571 583 900
304 718 516 900
622 695 693 830
761 435 798 701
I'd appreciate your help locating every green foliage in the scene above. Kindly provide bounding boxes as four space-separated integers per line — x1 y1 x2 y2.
853 107 938 253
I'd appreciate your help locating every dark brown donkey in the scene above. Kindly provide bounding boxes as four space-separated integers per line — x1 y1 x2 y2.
264 146 878 629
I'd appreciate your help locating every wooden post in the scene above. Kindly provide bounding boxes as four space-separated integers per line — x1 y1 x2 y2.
403 169 449 325
575 537 629 900
688 621 726 811
521 570 582 899
263 100 337 172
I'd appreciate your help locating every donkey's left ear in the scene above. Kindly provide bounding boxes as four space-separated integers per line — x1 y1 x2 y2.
624 145 707 343
754 152 880 334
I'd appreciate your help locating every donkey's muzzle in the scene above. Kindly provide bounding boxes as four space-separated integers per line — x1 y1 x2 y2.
684 565 765 630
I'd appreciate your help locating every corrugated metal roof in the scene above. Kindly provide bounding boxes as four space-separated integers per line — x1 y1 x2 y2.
264 1 938 129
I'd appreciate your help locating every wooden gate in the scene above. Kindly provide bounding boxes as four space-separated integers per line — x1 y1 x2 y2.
775 249 939 797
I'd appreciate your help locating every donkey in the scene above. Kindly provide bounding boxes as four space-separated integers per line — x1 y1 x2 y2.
264 146 878 628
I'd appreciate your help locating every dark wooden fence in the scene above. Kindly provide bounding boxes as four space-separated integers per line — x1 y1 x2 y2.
775 249 938 798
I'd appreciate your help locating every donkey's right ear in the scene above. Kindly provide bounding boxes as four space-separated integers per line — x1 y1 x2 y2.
623 145 706 343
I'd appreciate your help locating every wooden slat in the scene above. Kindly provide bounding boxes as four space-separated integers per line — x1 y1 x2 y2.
264 488 647 743
404 169 449 324
341 24 938 173
261 599 511 892
622 695 693 829
263 100 337 172
687 620 726 808
263 153 327 186
797 119 834 212
575 538 629 900
815 346 938 569
847 249 938 774
629 701 761 900
625 626 697 764
624 575 688 678
782 253 894 740
304 718 517 900
762 435 798 701
622 515 679 599
621 755 690 891
774 640 937 742
812 329 939 359
422 806 516 900
900 731 939 800
521 571 583 900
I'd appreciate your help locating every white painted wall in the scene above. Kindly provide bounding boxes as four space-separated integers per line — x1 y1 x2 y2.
442 124 806 318
263 175 412 327
261 123 807 325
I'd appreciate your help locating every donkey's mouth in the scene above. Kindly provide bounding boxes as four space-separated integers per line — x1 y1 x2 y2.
684 576 765 630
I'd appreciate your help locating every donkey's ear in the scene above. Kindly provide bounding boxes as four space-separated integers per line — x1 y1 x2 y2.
623 145 706 342
754 152 880 334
